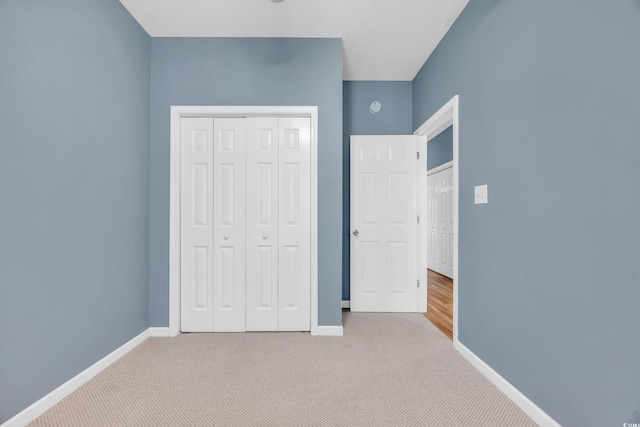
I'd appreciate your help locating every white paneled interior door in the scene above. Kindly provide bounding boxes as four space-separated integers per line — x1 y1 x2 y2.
213 118 247 332
181 116 311 332
278 118 311 331
427 166 454 279
180 118 215 332
350 135 418 312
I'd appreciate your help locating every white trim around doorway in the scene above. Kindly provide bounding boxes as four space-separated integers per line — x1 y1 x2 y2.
414 95 459 346
168 106 320 337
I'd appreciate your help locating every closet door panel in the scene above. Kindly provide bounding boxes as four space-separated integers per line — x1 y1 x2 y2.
426 172 439 272
278 118 311 331
246 118 279 331
440 168 454 278
431 166 453 279
213 118 246 332
180 118 215 332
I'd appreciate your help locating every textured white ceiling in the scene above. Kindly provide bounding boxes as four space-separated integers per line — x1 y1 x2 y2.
119 0 469 81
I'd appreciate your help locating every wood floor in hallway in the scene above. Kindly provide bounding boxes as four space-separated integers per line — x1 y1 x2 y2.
424 269 453 340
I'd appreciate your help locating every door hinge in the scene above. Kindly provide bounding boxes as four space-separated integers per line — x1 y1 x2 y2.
417 152 420 160
417 280 420 287
417 215 420 224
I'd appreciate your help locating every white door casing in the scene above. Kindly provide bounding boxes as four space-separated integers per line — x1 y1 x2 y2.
213 118 247 332
180 118 215 332
245 117 279 331
350 135 418 312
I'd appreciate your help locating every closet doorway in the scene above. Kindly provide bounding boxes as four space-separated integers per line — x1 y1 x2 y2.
168 106 319 336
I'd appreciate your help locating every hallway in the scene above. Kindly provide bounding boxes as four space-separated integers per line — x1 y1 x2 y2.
424 269 453 340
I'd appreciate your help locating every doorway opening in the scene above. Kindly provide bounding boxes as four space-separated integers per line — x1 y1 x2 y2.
415 95 459 345
424 269 453 339
424 154 454 339
345 95 459 345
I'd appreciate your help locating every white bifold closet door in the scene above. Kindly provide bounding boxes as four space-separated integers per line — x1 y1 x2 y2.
426 173 439 272
245 117 279 331
181 116 310 333
426 166 453 279
180 118 215 332
213 118 247 332
437 167 454 278
245 117 310 331
276 118 311 331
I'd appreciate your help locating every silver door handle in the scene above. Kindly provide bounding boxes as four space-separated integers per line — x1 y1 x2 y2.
353 230 359 237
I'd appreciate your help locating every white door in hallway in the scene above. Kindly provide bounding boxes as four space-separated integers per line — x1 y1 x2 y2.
426 173 439 272
437 167 454 278
350 135 418 312
427 166 454 279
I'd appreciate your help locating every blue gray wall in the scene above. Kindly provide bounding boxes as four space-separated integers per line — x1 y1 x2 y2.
412 1 640 425
342 81 412 300
0 0 151 423
427 126 453 171
150 38 343 326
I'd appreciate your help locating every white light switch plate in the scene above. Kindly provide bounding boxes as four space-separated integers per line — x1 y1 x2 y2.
474 184 488 204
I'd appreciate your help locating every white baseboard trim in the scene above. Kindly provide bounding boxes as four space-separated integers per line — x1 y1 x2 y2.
456 341 561 427
315 325 344 336
149 327 172 337
2 330 150 427
341 300 350 309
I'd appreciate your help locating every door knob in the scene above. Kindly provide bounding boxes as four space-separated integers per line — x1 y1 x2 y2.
353 230 359 237
262 234 268 240
223 234 229 240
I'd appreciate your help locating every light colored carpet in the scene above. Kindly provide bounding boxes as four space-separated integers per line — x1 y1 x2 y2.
31 312 536 426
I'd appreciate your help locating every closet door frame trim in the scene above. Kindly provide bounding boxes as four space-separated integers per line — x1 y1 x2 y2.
169 106 319 336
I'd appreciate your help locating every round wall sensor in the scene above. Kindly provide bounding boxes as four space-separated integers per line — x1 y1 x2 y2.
369 101 382 114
